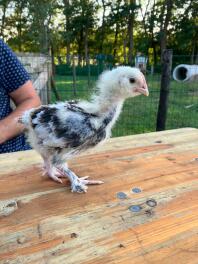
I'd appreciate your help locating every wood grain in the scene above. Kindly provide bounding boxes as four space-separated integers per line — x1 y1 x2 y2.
0 128 198 264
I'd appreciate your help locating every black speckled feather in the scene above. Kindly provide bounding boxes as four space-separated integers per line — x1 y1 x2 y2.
30 101 116 151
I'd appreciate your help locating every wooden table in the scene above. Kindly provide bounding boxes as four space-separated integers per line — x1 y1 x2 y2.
0 128 198 264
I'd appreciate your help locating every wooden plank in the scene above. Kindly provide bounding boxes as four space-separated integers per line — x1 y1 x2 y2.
0 128 198 264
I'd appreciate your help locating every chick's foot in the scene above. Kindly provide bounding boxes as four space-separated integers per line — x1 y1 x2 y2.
59 166 104 193
71 176 104 193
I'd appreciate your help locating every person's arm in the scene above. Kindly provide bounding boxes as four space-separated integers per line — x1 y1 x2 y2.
0 80 41 144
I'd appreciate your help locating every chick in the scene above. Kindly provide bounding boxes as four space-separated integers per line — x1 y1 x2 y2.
21 66 149 193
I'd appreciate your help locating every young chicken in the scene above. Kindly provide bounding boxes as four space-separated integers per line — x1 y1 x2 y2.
21 66 149 193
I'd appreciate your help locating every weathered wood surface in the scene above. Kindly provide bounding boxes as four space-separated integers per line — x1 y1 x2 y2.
0 128 198 264
17 53 52 104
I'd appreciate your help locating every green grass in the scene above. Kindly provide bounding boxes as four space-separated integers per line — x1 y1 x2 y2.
53 75 198 137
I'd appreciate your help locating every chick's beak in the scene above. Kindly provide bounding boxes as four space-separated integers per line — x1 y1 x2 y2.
136 86 149 96
136 77 149 96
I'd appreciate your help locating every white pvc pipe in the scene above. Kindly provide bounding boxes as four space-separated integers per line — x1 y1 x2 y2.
173 64 198 82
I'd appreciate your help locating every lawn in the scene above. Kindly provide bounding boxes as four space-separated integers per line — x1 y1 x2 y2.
53 74 198 137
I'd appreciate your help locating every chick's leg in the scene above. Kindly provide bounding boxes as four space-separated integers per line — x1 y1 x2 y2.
59 164 104 193
42 157 64 184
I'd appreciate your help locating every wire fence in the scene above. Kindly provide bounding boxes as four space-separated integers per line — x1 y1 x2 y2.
51 55 198 137
19 54 198 137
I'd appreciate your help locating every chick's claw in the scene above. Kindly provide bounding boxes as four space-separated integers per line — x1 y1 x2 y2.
80 176 104 185
71 177 104 193
50 175 63 184
71 182 88 193
45 167 65 184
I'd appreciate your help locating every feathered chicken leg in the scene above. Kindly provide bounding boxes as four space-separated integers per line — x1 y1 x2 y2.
43 155 103 193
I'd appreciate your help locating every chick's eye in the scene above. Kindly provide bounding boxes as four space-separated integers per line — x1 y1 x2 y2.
129 78 135 84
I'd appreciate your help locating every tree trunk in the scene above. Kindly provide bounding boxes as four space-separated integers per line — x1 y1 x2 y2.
84 28 89 66
153 42 157 68
50 43 61 101
128 0 135 65
191 25 198 64
128 16 133 65
149 0 156 66
160 0 173 59
57 56 62 65
66 43 70 65
63 0 71 64
138 0 151 37
195 52 198 65
99 0 106 54
17 9 22 52
191 41 195 64
72 55 77 96
77 29 84 66
123 37 127 64
50 42 56 76
113 23 119 61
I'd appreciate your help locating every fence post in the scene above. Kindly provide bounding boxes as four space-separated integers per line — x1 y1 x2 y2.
72 55 77 97
46 58 52 104
156 49 173 131
50 48 60 101
87 55 91 88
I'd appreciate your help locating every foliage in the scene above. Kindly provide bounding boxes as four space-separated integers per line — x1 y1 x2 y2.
0 0 197 63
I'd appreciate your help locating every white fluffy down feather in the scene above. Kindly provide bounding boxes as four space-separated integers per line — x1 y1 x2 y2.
21 66 149 193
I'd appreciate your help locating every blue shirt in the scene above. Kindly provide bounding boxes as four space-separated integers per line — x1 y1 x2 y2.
0 39 31 153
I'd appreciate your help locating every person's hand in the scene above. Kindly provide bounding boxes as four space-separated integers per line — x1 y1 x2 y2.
0 80 41 144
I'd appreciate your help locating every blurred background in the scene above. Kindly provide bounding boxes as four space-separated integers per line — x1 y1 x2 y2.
1 0 198 136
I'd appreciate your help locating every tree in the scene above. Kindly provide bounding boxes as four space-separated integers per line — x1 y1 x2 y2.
127 0 136 64
158 0 174 58
6 0 29 51
0 0 11 39
171 0 198 62
63 0 97 65
27 0 58 53
1 0 196 64
96 0 111 54
62 0 74 64
107 0 127 61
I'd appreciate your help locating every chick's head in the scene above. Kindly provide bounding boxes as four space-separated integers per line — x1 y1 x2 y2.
97 66 149 100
